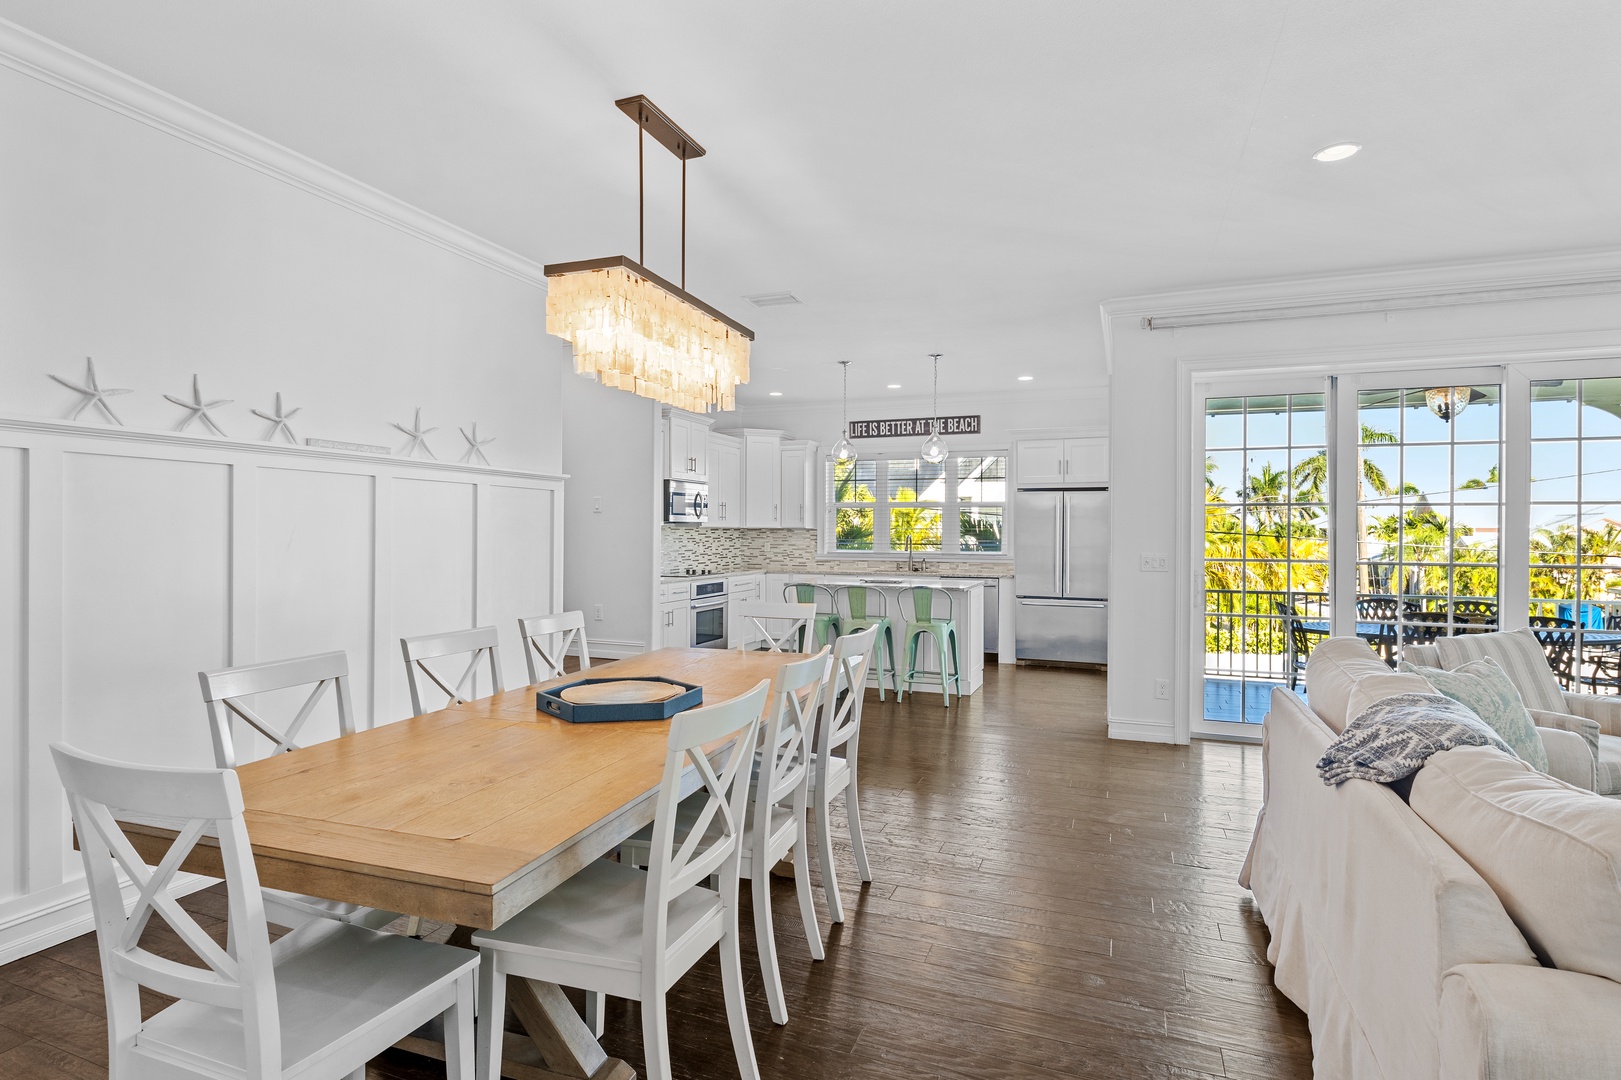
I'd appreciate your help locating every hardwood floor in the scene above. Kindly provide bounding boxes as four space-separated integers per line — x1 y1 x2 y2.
0 663 1311 1080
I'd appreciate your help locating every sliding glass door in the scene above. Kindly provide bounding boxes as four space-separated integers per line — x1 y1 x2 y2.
1200 389 1329 730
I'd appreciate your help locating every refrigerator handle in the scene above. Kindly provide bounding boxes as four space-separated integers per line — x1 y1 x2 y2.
1054 499 1064 597
1061 493 1071 598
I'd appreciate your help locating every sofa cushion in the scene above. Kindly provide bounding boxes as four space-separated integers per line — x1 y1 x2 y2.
1409 746 1621 981
1343 672 1438 735
1402 658 1548 773
1433 628 1567 713
1305 637 1402 733
1599 735 1621 798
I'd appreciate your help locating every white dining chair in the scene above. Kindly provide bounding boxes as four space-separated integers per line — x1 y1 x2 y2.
198 650 397 933
401 626 504 715
810 625 879 924
52 743 478 1080
736 601 816 653
517 611 590 684
471 681 770 1080
618 647 831 1025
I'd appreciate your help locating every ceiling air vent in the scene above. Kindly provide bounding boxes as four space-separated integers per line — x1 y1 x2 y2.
743 292 803 308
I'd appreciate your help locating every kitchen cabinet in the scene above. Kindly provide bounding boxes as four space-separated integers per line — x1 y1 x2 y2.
739 429 784 528
726 573 764 648
778 440 819 529
1015 436 1108 486
664 408 713 481
657 598 690 650
706 434 742 527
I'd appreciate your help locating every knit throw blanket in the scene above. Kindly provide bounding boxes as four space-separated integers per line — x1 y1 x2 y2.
1317 692 1514 787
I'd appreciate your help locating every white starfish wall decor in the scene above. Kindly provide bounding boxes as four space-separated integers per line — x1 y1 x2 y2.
164 375 233 436
392 408 438 459
252 392 302 444
459 423 495 466
50 357 131 424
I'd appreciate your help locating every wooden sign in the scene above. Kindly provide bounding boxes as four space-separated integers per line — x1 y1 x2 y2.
849 415 981 439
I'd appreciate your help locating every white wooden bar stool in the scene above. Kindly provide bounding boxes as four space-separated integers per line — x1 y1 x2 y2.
809 625 879 924
471 682 769 1080
736 601 816 653
198 651 398 933
517 611 591 683
52 743 478 1080
618 647 831 1024
400 626 504 715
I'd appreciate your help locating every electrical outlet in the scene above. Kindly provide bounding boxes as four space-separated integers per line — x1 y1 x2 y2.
1140 552 1169 572
593 604 604 621
593 497 603 513
1154 678 1171 700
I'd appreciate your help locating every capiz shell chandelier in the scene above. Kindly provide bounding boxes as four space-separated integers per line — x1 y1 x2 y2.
545 96 753 412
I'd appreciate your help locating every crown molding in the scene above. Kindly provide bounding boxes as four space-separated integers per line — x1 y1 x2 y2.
0 415 568 481
0 19 549 290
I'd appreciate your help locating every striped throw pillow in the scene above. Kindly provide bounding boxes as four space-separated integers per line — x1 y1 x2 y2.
1432 628 1566 713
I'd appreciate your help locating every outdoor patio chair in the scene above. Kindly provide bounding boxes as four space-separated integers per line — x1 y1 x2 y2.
1273 599 1316 691
1529 616 1580 690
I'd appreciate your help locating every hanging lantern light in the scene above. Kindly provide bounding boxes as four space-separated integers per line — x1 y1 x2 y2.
1425 386 1476 422
920 353 948 464
832 360 857 463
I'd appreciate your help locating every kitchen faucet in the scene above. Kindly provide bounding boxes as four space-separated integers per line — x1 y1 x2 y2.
904 536 926 573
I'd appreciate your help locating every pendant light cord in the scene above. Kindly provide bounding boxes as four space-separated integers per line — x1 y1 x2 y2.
931 353 941 436
842 361 850 437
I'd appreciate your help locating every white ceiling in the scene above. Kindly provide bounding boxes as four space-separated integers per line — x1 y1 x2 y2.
5 1 1620 405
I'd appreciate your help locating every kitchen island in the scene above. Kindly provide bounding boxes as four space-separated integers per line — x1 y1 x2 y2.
765 573 985 698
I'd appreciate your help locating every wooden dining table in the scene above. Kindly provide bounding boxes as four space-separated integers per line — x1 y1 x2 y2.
123 646 807 1080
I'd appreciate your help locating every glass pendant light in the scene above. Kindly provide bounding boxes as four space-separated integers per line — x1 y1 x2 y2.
920 353 948 464
1425 386 1474 422
832 360 857 463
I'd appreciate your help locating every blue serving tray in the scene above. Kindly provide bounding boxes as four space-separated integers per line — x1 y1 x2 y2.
536 677 703 723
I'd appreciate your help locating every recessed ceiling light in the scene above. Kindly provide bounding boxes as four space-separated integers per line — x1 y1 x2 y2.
1312 142 1361 162
1018 375 1034 381
768 391 782 396
887 384 901 389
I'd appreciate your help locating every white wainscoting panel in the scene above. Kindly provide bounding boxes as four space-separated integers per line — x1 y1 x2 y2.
486 483 559 686
0 418 564 963
0 448 24 903
388 476 478 718
252 466 377 756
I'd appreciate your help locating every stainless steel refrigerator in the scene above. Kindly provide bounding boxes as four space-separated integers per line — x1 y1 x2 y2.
1014 488 1109 663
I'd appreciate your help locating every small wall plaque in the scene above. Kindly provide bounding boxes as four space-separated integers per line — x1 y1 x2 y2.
849 415 981 439
305 438 391 454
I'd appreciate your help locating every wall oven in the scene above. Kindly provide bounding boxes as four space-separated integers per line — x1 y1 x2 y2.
690 579 728 649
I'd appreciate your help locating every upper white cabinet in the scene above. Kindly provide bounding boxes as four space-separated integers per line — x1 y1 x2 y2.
1016 436 1109 486
664 408 713 481
739 429 784 528
778 440 819 529
706 433 742 527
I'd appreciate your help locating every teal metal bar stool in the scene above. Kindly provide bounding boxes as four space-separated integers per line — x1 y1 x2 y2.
785 583 841 651
834 585 901 700
901 586 962 707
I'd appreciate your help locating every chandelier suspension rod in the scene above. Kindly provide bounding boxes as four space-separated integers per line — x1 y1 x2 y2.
637 114 644 265
681 150 687 290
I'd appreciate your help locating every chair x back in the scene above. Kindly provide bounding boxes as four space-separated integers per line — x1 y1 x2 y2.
811 625 878 924
517 611 590 684
51 743 478 1080
199 651 357 769
736 601 815 653
199 651 394 933
400 627 503 715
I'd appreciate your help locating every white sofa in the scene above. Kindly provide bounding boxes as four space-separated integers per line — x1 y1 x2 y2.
1242 637 1621 1079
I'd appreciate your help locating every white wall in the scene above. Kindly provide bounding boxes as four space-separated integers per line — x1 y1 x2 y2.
0 39 570 959
0 61 563 472
1104 252 1621 743
561 374 660 656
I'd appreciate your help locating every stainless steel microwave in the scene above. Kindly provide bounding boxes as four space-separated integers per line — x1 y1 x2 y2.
664 479 708 525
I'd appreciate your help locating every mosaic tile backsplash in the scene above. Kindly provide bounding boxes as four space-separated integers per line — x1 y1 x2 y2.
661 527 1013 577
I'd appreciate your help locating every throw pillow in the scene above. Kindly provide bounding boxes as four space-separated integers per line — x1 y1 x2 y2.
1432 628 1567 713
1401 657 1549 773
1316 692 1513 787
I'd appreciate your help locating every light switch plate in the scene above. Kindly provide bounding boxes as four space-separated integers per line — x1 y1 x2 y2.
1140 552 1169 572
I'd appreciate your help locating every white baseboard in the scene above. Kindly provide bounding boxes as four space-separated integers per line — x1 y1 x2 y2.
0 872 216 965
1107 715 1179 743
581 638 646 661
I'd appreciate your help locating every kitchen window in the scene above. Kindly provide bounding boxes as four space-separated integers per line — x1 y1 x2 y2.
827 453 1008 556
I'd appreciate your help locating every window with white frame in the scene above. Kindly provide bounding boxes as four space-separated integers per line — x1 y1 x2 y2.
827 453 1008 555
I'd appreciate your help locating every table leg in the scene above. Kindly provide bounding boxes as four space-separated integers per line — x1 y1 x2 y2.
396 927 636 1080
